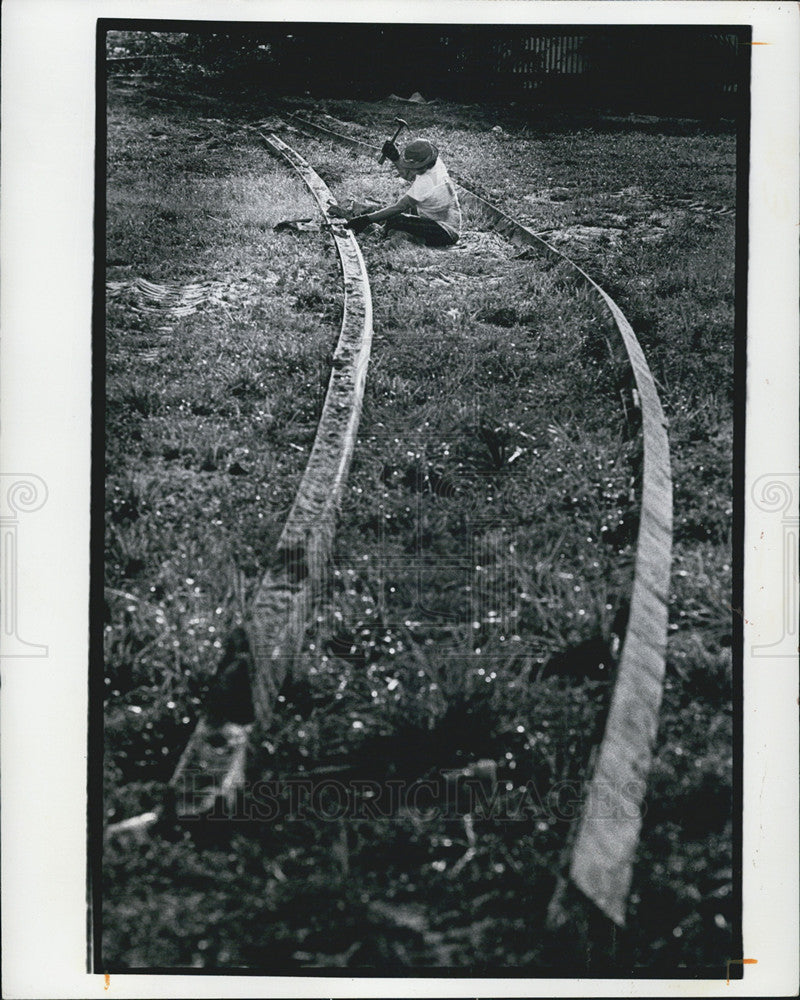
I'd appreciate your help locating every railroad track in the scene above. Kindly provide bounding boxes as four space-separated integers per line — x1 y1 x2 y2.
108 131 373 828
108 115 672 935
282 112 673 929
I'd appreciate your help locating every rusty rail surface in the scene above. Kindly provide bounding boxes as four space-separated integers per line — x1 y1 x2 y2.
109 132 374 830
285 112 673 928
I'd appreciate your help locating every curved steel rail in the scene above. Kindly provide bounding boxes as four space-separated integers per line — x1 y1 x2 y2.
247 133 373 731
131 133 374 826
285 112 672 928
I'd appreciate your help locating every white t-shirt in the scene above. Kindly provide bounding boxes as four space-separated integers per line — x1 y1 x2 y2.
406 159 462 237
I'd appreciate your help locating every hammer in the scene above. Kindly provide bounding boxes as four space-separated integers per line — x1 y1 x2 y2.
378 117 408 163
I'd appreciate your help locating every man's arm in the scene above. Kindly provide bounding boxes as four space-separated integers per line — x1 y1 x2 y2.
362 194 414 223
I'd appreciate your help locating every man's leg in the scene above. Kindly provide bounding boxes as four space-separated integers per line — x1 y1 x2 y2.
385 214 457 247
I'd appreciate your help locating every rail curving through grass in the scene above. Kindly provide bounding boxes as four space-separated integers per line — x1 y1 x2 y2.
247 133 373 734
284 112 673 930
109 132 374 830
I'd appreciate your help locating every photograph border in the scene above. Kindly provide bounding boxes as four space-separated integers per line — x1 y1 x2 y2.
1 1 797 997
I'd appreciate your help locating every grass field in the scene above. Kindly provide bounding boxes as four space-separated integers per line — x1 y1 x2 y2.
102 76 737 972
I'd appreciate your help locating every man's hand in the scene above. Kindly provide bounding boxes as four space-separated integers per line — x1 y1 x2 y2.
345 215 374 234
381 140 400 163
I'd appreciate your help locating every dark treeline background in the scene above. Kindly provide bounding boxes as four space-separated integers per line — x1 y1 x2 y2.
106 24 748 118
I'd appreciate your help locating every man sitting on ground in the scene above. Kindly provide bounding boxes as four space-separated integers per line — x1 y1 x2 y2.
338 138 461 247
